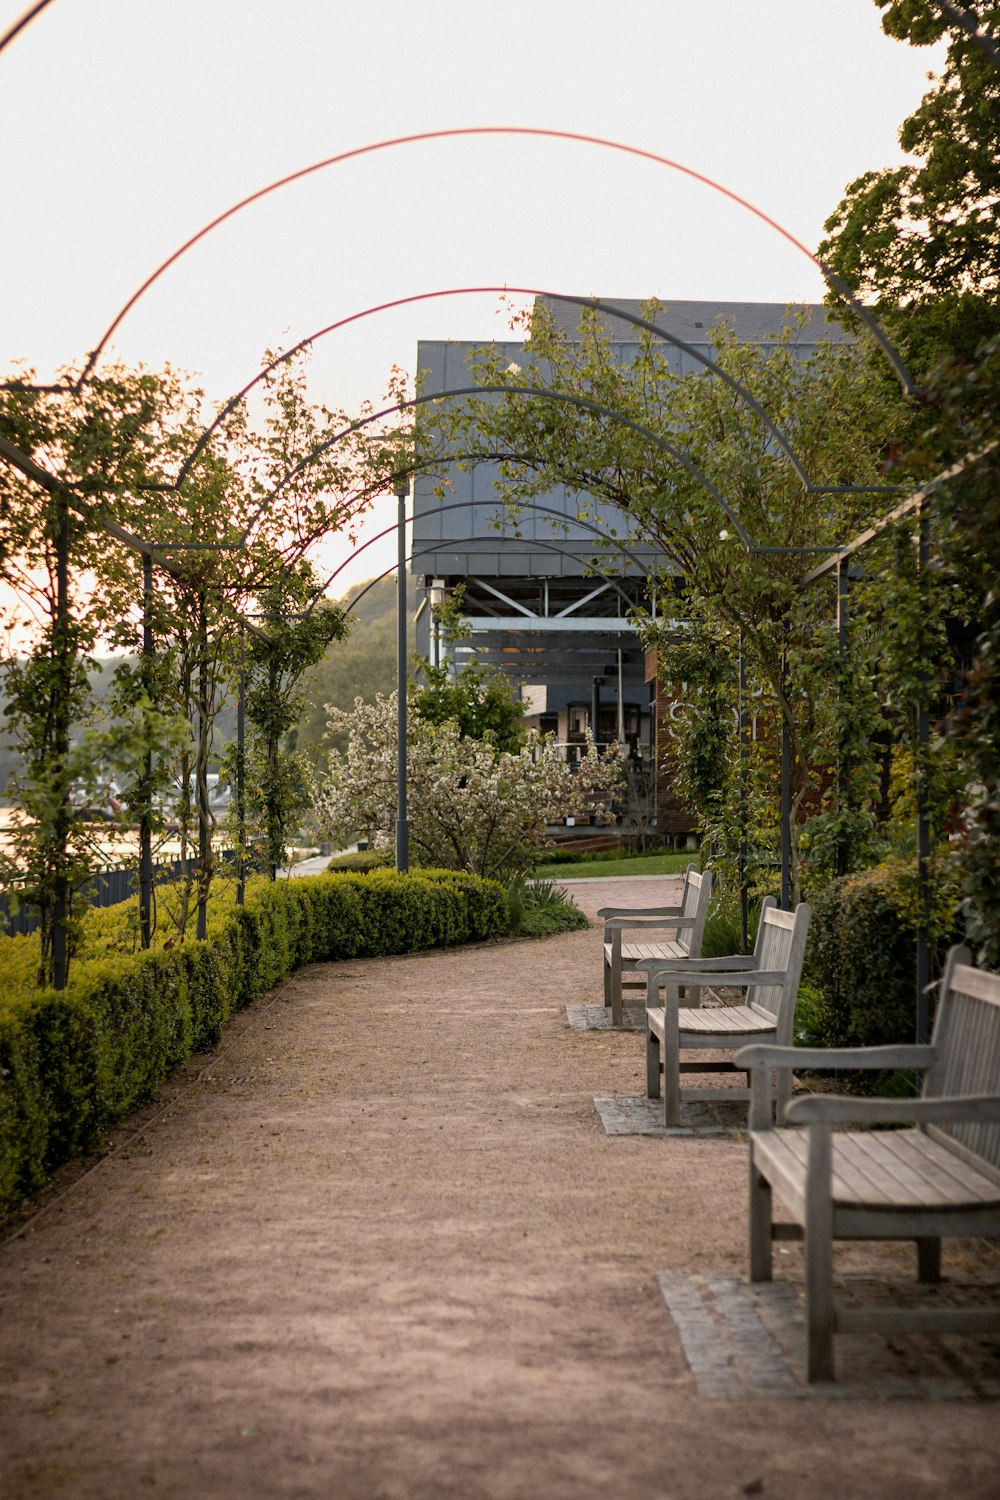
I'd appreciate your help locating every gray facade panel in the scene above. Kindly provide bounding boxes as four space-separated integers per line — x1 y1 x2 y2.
414 337 658 578
414 300 846 579
538 296 853 346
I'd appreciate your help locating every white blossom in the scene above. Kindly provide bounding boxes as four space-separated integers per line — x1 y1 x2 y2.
309 693 623 880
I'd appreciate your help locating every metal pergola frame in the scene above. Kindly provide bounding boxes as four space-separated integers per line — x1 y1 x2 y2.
2 360 982 986
61 129 918 399
1 11 995 1004
793 441 998 1040
0 432 278 977
172 289 903 503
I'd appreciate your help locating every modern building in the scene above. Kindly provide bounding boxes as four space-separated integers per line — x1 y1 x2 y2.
412 297 851 837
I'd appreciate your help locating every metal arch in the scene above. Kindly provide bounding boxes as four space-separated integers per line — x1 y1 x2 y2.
0 431 271 642
175 288 857 495
0 0 57 56
59 127 916 394
290 449 667 624
343 532 653 620
242 383 756 549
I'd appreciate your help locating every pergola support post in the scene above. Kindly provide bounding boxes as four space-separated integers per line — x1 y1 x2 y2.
916 504 931 1043
138 549 155 948
51 487 71 991
780 648 791 912
195 603 210 942
266 655 280 880
395 476 410 874
236 644 246 906
836 558 852 877
738 641 750 953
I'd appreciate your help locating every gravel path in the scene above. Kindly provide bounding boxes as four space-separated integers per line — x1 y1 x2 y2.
0 876 997 1499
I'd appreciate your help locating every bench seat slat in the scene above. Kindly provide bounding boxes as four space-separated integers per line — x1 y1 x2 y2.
603 941 687 963
622 941 686 963
876 1125 1000 1199
753 1127 1000 1213
680 1006 774 1036
833 1132 942 1209
647 1004 776 1039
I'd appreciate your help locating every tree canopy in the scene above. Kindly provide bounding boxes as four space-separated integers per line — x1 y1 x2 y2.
0 348 398 975
413 658 526 754
820 1 1000 368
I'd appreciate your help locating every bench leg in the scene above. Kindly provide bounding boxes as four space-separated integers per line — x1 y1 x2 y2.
661 995 682 1127
804 1231 836 1382
663 1053 682 1128
646 1025 661 1099
609 933 623 1026
749 1154 773 1283
916 1237 942 1283
804 1126 835 1383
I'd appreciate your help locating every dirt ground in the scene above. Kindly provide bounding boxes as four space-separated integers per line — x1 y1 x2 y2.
0 874 998 1500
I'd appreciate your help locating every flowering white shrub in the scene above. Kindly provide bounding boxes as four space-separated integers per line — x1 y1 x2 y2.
310 692 623 880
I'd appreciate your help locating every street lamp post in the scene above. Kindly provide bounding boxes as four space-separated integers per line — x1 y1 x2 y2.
395 473 410 873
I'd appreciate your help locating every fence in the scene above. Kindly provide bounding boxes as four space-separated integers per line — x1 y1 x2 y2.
0 857 200 938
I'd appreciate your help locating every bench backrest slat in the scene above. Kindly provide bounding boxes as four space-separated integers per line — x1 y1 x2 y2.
681 868 712 958
749 895 778 959
747 902 811 1038
926 954 1000 1170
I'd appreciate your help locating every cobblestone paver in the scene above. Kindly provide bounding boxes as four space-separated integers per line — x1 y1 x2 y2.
566 991 739 1032
657 1271 1000 1400
594 1094 747 1137
565 1002 647 1031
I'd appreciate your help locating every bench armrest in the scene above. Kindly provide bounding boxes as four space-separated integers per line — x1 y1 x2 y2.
737 1042 938 1128
734 1043 937 1072
634 954 758 975
649 967 789 993
785 1092 1000 1127
597 904 682 919
602 915 695 933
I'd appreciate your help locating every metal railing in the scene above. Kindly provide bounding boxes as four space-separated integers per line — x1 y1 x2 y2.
0 857 196 938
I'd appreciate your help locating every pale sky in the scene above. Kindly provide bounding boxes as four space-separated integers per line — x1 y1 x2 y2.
0 0 946 587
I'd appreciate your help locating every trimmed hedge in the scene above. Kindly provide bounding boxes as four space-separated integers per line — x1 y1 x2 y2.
323 847 394 874
0 868 506 1213
808 861 960 1051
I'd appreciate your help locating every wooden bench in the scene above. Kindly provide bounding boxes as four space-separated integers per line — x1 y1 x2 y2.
597 865 712 1028
736 945 1000 1383
640 900 811 1128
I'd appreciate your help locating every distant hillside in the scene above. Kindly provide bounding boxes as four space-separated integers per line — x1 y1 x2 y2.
292 573 416 761
0 659 127 803
0 575 414 800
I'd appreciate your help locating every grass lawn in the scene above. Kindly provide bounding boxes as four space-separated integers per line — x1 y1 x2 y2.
533 850 693 881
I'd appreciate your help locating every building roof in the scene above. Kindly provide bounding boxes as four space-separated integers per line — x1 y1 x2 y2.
534 295 854 347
